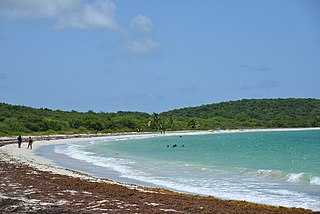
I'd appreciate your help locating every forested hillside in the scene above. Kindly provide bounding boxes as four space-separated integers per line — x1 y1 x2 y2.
0 103 150 136
0 98 319 136
160 98 320 130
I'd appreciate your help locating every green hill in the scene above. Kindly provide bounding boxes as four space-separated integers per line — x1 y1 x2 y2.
0 103 150 136
0 98 319 136
160 98 320 130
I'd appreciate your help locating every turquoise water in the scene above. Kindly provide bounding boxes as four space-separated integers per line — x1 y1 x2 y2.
47 130 320 210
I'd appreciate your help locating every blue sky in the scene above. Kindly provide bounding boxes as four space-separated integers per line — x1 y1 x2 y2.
0 0 319 113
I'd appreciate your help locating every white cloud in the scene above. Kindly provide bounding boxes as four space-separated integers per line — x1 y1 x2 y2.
0 0 162 57
55 0 118 30
0 0 81 18
123 38 161 55
129 15 153 33
123 15 161 56
0 0 118 30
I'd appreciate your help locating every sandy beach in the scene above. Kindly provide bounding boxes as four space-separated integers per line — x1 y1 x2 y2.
1 129 319 213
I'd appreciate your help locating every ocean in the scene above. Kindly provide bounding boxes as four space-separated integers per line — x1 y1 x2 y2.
37 129 320 211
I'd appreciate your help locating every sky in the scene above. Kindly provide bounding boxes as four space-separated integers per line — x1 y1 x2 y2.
0 0 319 113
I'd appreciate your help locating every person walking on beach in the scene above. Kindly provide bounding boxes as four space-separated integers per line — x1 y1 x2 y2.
27 137 33 150
17 135 22 148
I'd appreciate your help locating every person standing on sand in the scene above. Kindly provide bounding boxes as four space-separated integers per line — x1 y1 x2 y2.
17 135 22 148
27 137 33 150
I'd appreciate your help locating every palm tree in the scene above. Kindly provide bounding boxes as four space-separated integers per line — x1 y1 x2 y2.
148 112 163 132
188 119 199 129
168 116 174 125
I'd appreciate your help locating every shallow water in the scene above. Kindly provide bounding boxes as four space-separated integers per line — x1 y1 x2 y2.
38 130 320 211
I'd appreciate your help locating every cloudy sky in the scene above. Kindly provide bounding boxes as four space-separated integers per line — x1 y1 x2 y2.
1 0 319 113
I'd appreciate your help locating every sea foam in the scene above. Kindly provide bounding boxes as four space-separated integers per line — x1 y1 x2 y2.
254 169 283 179
285 173 315 184
54 143 135 176
310 176 320 185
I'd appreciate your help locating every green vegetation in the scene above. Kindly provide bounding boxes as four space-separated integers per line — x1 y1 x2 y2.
0 98 319 136
161 98 320 130
0 104 150 136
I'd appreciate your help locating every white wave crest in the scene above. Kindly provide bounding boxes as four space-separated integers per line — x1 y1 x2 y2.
254 170 320 186
310 176 320 185
253 169 283 179
286 173 310 183
54 144 135 174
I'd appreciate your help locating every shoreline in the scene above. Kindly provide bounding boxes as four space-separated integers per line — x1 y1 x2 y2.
2 127 320 181
1 127 320 143
1 128 319 213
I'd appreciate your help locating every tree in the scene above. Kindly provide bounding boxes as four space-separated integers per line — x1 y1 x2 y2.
188 119 199 129
148 113 163 131
168 116 175 125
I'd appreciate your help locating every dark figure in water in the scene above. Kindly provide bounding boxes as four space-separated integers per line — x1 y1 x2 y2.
27 137 33 150
17 135 22 148
173 144 177 147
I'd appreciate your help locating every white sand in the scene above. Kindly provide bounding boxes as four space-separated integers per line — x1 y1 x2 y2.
0 136 108 181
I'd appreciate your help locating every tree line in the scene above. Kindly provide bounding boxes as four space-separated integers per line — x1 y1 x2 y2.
0 98 319 136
